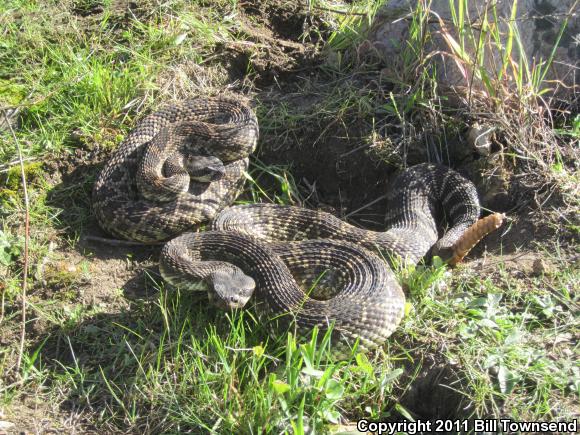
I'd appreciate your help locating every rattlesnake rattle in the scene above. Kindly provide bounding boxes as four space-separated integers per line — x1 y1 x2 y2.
93 96 504 356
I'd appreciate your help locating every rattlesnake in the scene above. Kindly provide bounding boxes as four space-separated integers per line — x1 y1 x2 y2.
92 97 258 242
94 96 502 355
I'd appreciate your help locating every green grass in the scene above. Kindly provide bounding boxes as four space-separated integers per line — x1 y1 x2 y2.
404 260 579 419
14 287 403 432
1 0 578 432
2 251 577 431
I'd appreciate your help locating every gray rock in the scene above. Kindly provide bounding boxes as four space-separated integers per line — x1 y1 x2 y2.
467 122 494 156
371 0 578 100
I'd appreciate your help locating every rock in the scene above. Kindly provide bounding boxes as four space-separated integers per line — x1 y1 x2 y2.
467 122 494 156
532 258 555 276
0 420 15 430
370 0 579 100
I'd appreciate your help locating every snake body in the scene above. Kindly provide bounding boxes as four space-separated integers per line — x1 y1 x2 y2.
160 164 481 354
94 97 484 355
92 97 258 242
160 233 405 355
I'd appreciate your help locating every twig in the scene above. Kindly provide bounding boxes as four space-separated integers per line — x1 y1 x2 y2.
83 235 163 246
0 157 37 173
3 110 29 373
340 142 371 158
0 284 5 323
0 377 26 394
345 194 389 218
312 5 368 16
238 21 305 51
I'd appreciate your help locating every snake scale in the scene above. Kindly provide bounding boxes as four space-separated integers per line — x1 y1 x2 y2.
93 97 259 242
94 96 500 356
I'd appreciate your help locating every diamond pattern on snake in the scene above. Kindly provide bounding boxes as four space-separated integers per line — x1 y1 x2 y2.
93 96 503 356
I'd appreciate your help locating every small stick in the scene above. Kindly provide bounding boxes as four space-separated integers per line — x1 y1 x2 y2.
3 110 29 372
83 235 163 247
0 157 36 173
344 194 389 218
312 5 368 16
